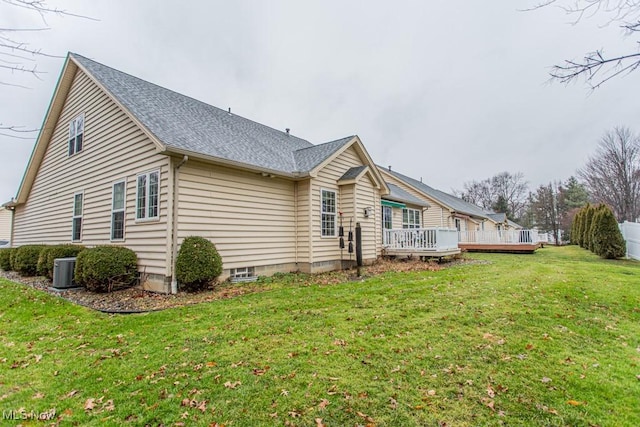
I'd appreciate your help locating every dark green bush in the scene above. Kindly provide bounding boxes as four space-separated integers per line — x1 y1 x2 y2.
176 236 222 291
582 205 596 250
13 245 46 276
37 244 85 280
591 205 626 259
75 246 138 292
0 248 14 271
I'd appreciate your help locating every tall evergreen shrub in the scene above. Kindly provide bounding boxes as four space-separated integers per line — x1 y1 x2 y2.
591 205 626 259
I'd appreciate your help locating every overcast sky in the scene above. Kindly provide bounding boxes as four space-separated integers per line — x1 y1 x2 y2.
1 1 638 203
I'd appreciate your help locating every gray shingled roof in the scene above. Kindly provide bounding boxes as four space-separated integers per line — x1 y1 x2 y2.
487 213 506 223
384 183 430 207
383 168 491 219
294 136 355 173
338 165 368 182
71 53 352 175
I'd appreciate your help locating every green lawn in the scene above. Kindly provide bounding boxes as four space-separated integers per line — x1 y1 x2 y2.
1 246 639 426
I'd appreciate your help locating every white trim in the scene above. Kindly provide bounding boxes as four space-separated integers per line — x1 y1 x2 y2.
110 178 127 241
72 191 84 242
320 188 337 237
135 169 160 222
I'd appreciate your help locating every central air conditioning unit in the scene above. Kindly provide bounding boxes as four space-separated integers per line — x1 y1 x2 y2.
52 257 78 289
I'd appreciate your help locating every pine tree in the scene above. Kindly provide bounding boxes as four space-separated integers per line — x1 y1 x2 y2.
591 205 626 259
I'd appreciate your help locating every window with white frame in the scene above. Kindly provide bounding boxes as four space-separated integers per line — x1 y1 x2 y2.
111 180 126 240
454 218 461 231
68 114 84 156
72 192 83 241
382 205 392 230
402 208 421 229
321 189 336 237
136 171 159 220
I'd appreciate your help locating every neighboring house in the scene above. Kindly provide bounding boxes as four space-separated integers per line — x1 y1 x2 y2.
0 208 12 242
376 166 540 253
378 166 499 232
7 53 389 292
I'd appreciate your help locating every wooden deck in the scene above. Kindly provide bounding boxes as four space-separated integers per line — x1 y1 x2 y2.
383 247 461 258
459 243 541 254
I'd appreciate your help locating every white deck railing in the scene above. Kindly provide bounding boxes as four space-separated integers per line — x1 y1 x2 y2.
458 229 540 245
383 228 459 252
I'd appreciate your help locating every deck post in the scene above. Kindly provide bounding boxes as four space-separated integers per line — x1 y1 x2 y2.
356 222 363 276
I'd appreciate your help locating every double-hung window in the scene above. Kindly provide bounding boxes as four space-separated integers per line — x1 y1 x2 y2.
68 114 84 156
402 208 421 229
382 205 392 230
72 192 83 241
111 180 126 240
136 171 159 220
321 189 336 237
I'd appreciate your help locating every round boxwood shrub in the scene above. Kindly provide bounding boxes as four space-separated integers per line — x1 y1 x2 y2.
0 248 14 271
176 236 222 291
13 245 46 276
37 244 85 280
75 246 138 293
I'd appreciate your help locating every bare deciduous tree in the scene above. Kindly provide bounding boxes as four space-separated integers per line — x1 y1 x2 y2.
526 0 640 88
578 126 640 221
457 171 529 220
0 0 94 136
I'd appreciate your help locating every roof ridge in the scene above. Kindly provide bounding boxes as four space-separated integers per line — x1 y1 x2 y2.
70 52 312 146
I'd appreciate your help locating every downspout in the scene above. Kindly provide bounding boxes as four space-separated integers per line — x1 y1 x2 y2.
170 155 189 294
294 181 298 266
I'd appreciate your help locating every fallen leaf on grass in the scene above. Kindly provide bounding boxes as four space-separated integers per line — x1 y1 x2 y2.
84 398 96 410
318 398 330 409
223 381 241 389
541 377 552 383
356 411 375 423
487 384 495 398
253 366 270 376
206 361 217 367
315 418 325 427
281 389 290 396
32 392 44 399
389 397 398 409
567 400 584 406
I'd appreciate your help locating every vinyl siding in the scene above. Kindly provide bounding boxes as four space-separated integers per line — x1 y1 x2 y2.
355 175 380 258
177 160 297 271
381 171 451 228
12 68 170 276
295 179 312 263
0 209 12 241
312 146 379 263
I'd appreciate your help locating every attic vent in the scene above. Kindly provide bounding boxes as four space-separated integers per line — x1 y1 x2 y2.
228 107 232 115
285 128 290 135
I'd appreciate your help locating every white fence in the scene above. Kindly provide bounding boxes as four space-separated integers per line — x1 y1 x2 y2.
383 228 459 252
619 221 640 260
458 229 541 245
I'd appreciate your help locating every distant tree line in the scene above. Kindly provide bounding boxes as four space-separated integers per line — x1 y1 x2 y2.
456 126 640 244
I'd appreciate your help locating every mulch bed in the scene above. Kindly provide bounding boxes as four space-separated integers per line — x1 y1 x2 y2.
0 256 482 313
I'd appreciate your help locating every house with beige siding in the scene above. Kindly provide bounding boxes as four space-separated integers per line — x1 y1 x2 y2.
376 166 540 253
7 53 389 292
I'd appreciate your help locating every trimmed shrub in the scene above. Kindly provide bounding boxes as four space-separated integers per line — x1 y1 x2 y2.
13 245 46 276
176 236 222 292
37 244 85 280
75 246 138 293
582 205 595 250
591 205 626 259
0 248 14 271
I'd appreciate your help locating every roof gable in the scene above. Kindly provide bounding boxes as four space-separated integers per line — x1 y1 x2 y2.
379 167 491 220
